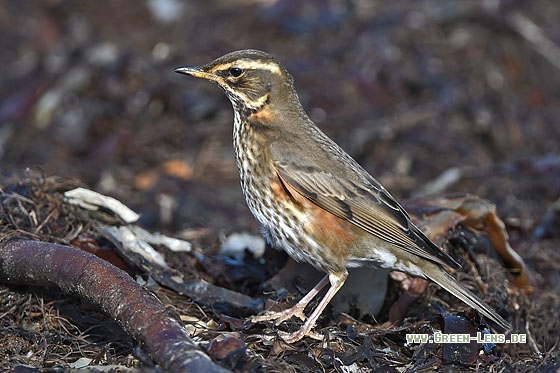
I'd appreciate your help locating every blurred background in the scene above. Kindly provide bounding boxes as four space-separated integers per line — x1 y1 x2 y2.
1 0 559 242
2 2 559 369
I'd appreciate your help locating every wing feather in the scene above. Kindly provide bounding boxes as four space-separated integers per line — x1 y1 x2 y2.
272 148 460 269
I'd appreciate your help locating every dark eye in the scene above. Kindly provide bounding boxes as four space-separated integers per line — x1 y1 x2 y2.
229 67 243 77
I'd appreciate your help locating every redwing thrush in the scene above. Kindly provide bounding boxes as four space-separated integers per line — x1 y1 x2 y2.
175 50 511 342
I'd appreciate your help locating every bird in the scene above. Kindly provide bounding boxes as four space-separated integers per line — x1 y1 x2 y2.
174 49 511 343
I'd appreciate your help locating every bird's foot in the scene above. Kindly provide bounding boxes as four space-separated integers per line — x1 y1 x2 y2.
250 303 307 326
278 324 322 343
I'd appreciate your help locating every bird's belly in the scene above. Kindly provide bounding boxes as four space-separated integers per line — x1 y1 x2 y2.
241 172 355 274
242 181 329 269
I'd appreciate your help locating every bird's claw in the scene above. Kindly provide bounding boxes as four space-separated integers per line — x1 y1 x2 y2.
278 327 322 343
250 305 307 326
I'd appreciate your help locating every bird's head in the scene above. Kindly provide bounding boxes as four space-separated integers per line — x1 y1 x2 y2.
174 49 300 114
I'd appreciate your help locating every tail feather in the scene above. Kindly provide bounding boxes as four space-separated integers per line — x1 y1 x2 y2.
425 264 511 332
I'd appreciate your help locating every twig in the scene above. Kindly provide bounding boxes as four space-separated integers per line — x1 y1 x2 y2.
507 12 560 71
0 240 230 373
525 318 542 356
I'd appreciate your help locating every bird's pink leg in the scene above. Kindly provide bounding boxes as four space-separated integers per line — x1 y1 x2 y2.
251 274 329 325
279 272 346 343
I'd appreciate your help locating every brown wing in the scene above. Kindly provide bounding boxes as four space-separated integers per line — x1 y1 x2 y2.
271 142 460 269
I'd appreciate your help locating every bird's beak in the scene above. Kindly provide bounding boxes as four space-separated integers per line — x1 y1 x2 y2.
174 66 219 82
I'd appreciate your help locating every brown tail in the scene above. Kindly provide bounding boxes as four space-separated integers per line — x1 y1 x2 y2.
424 263 511 332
